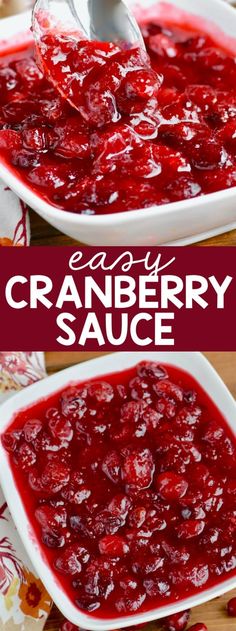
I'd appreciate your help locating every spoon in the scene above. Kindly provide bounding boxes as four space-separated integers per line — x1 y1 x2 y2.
32 0 146 51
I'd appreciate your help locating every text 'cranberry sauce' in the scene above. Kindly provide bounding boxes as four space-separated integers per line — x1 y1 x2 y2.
1 14 236 214
2 362 236 618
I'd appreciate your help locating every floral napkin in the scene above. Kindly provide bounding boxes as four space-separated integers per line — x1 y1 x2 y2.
0 185 30 246
0 353 52 630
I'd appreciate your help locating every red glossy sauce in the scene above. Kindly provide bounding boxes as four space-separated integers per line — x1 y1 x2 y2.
2 362 236 619
1 15 236 214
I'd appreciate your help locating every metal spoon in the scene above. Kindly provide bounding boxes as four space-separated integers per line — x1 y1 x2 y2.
32 0 146 51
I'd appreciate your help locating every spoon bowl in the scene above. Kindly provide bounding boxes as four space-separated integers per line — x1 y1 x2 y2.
32 0 145 50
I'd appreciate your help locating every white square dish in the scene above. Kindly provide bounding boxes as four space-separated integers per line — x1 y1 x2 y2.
0 1 236 245
0 351 235 629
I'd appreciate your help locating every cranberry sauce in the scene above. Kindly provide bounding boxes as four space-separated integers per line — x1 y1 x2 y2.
2 362 236 619
1 16 236 214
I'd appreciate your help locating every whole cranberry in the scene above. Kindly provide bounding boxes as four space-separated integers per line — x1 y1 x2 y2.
137 361 168 381
99 534 129 557
153 380 183 403
122 448 155 488
87 381 114 404
55 543 89 575
23 419 43 442
156 472 188 501
1 431 21 453
163 609 190 630
16 442 37 471
176 520 205 540
35 504 67 531
102 450 121 484
227 597 236 617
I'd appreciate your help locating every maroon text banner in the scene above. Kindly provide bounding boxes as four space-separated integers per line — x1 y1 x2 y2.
0 246 235 351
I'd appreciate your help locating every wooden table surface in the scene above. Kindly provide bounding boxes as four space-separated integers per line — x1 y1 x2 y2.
29 208 236 247
44 351 236 631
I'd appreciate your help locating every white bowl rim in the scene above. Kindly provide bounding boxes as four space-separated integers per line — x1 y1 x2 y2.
0 351 235 629
1 0 236 227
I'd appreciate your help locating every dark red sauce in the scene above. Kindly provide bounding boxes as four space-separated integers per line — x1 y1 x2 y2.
2 362 236 619
1 13 236 214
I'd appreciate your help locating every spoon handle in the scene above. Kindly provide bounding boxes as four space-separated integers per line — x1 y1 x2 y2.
88 0 145 49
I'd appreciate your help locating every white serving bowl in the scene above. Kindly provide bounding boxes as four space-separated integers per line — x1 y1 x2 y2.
0 351 235 629
0 1 236 245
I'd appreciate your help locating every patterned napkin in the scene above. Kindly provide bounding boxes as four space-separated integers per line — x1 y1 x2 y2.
0 353 52 630
0 185 30 246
